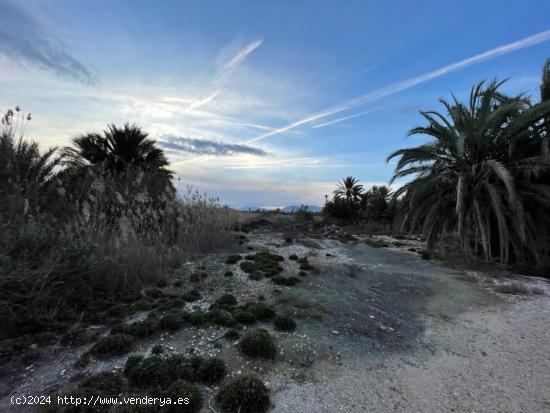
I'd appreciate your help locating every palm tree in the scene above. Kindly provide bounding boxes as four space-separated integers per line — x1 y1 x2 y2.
1 107 59 198
63 124 172 178
387 80 550 263
334 176 364 203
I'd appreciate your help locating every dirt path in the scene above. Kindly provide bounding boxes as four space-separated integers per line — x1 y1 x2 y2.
267 238 550 413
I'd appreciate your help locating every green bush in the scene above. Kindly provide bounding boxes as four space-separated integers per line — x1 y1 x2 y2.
233 310 256 325
288 254 298 260
159 311 186 331
225 255 242 264
224 329 240 340
124 354 202 387
273 315 297 332
244 303 276 320
90 334 134 358
238 329 276 358
224 270 233 277
182 289 201 302
197 357 227 384
164 379 203 413
271 276 300 286
419 250 432 260
216 375 270 413
216 294 238 307
151 344 164 355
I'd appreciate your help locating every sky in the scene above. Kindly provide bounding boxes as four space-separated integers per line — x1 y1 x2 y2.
1 0 550 208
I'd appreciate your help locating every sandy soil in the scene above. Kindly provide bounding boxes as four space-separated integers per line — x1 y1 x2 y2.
1 230 549 412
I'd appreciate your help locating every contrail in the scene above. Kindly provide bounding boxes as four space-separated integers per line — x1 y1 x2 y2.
246 29 550 144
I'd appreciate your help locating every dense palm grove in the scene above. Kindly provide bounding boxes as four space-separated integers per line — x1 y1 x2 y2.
325 60 550 267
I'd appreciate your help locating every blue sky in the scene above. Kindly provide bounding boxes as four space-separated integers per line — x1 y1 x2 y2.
1 0 550 207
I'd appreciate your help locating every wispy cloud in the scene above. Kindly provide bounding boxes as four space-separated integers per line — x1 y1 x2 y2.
159 136 268 157
0 0 98 85
223 39 263 72
312 107 381 128
246 30 550 143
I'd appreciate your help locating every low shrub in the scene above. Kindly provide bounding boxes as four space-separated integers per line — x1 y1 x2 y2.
244 303 276 320
238 329 276 358
216 294 238 307
288 254 298 260
182 289 201 302
151 344 164 355
216 375 270 413
90 334 134 358
159 312 186 331
272 276 300 286
164 379 203 413
224 329 240 340
225 255 242 265
197 357 227 384
232 310 256 325
273 315 297 332
418 250 432 260
224 270 234 277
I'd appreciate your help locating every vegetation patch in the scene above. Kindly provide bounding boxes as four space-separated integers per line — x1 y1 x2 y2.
225 255 242 264
224 270 234 277
216 375 270 413
272 276 300 286
418 250 432 260
273 315 297 332
239 252 285 278
224 329 240 340
215 294 238 307
124 354 226 388
182 289 201 302
238 329 277 358
90 334 134 358
232 310 256 325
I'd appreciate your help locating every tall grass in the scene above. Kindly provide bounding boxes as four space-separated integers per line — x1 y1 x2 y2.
0 108 237 339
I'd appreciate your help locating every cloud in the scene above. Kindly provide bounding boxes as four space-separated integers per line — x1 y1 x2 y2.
246 30 550 143
223 39 263 72
0 0 98 85
159 136 268 157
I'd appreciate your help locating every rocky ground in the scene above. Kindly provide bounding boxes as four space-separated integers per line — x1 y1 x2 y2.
1 227 549 412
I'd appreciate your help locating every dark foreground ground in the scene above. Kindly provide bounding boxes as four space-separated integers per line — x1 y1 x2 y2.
1 231 549 412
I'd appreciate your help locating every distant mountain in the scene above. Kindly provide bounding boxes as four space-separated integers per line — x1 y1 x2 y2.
237 204 322 213
282 205 322 213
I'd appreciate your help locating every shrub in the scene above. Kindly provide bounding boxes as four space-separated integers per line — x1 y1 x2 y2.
288 254 298 260
197 357 227 384
238 329 276 358
187 311 206 326
224 329 240 340
248 272 263 281
272 276 300 286
151 344 164 355
207 310 236 327
273 315 297 332
298 271 307 277
233 310 256 325
189 273 201 283
124 354 202 387
224 270 233 277
182 289 201 302
164 379 203 413
90 334 134 358
159 312 186 331
216 294 238 307
244 303 276 320
419 250 432 260
216 376 270 413
225 255 242 264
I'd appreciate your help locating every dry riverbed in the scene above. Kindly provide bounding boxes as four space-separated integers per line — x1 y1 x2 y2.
1 230 549 412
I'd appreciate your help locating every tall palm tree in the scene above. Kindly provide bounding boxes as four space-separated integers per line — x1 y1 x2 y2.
387 80 550 263
63 124 172 178
334 176 364 203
